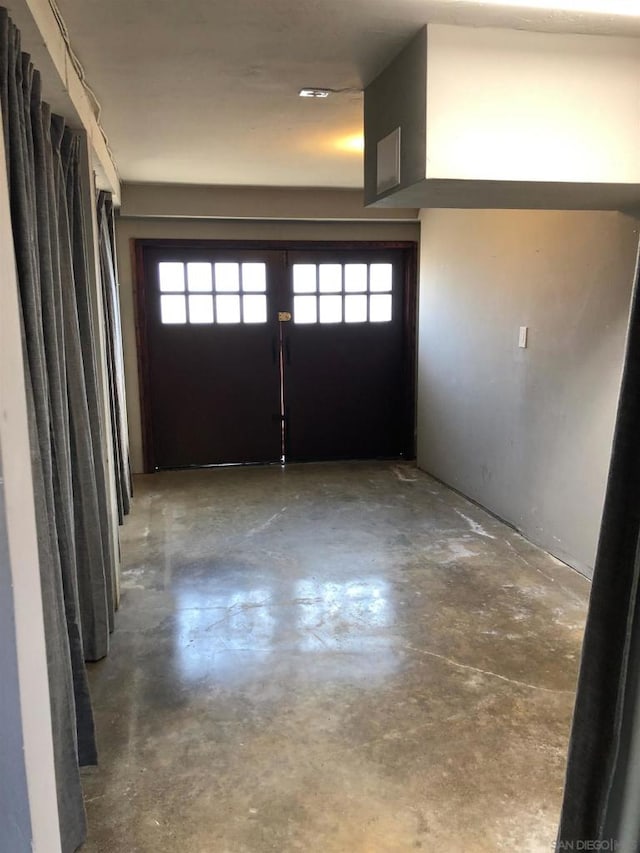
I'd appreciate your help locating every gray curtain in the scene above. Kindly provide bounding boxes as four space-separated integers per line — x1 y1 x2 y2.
1 7 119 850
56 125 113 658
98 191 131 522
558 245 640 850
64 138 119 626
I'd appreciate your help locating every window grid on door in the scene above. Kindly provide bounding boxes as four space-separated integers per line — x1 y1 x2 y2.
158 261 268 325
292 263 393 325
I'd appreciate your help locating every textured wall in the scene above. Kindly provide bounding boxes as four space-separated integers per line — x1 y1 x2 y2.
417 208 638 575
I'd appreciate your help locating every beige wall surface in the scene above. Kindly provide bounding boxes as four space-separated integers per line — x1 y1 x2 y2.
116 216 420 473
417 208 638 576
426 25 640 184
121 183 418 222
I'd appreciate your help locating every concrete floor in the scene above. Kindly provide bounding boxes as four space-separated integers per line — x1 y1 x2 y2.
81 461 590 853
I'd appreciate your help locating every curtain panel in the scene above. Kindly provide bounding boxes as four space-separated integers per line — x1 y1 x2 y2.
0 8 118 850
558 247 640 850
98 191 131 523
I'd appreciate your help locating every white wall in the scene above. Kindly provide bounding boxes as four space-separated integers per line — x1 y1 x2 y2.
417 208 638 576
426 26 640 184
0 466 31 852
116 213 420 473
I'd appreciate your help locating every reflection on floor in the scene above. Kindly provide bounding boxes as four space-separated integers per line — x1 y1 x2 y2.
81 461 589 853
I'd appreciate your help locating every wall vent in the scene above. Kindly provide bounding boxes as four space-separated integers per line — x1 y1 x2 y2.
376 127 401 194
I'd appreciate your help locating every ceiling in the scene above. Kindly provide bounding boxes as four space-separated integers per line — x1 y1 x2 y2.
54 0 640 189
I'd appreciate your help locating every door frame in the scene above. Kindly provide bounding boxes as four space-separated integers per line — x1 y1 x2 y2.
133 239 418 473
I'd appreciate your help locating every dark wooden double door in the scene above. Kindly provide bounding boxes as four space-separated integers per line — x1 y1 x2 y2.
138 242 416 470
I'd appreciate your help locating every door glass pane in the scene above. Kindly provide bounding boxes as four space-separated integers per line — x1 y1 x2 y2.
187 263 212 292
345 294 367 323
215 262 240 292
188 295 214 324
242 263 267 292
293 264 317 293
243 295 267 324
319 264 342 293
369 294 392 322
369 263 393 292
344 264 367 292
159 262 185 292
294 295 317 324
216 294 241 323
319 294 342 323
161 294 186 324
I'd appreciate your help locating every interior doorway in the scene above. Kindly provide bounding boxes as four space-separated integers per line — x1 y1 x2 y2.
135 240 417 471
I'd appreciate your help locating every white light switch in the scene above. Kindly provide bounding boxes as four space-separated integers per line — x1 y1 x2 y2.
519 326 528 348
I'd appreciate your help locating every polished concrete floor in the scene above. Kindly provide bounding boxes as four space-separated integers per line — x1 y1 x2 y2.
81 461 590 853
